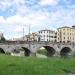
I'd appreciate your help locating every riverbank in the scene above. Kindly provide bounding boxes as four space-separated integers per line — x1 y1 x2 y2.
0 54 75 75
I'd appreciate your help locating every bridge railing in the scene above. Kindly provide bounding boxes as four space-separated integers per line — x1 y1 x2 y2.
0 41 75 45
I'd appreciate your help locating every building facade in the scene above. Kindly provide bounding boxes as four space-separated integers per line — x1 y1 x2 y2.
38 29 56 42
57 26 75 43
11 32 41 41
26 32 40 41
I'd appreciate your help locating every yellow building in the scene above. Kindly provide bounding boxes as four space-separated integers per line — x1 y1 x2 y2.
57 26 75 43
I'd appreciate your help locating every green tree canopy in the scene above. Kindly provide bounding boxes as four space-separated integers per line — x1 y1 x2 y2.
0 36 6 42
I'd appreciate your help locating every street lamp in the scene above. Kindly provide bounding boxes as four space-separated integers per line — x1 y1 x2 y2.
49 30 50 42
23 24 31 49
23 28 24 41
29 24 31 49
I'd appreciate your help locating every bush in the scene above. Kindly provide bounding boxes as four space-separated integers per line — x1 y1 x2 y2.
0 36 6 43
73 53 75 57
37 49 47 55
5 52 11 55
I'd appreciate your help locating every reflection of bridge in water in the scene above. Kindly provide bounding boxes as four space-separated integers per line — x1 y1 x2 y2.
0 41 75 57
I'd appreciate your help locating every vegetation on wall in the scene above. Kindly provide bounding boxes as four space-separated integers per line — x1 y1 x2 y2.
37 48 47 56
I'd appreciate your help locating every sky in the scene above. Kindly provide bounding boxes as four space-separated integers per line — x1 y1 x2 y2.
0 0 75 39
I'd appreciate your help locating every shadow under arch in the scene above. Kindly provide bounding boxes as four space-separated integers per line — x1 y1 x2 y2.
21 47 31 56
38 46 56 57
60 47 72 57
0 48 5 54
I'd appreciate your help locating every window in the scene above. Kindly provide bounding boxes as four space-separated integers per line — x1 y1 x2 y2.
58 38 59 40
50 36 53 38
64 37 65 39
67 33 69 35
54 36 57 38
51 32 53 34
68 37 69 39
63 41 65 43
58 33 59 36
63 33 65 35
70 37 71 39
63 29 65 31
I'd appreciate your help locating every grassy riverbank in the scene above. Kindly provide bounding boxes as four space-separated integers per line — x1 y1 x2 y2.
0 54 75 75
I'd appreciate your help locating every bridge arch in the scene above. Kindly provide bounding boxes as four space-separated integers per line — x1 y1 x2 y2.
60 47 72 57
21 47 31 56
37 46 56 57
12 47 31 56
0 48 5 54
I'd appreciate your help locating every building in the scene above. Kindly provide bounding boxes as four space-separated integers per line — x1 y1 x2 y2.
25 32 41 41
72 25 75 28
38 29 56 42
10 32 40 41
16 32 40 41
57 26 75 43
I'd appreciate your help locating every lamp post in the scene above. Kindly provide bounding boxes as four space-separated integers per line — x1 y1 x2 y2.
29 24 30 49
49 30 50 42
23 28 24 41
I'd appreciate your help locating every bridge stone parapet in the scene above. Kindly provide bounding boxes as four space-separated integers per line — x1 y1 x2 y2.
0 41 75 57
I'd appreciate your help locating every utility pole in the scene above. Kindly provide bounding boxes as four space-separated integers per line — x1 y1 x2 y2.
49 30 50 42
23 28 24 40
29 25 30 49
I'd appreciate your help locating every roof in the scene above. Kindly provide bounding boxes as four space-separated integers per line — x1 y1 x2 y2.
57 26 72 29
72 25 75 28
38 29 55 32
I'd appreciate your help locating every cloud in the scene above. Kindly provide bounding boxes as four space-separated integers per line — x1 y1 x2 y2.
0 0 75 39
0 16 6 24
0 6 75 32
39 0 59 5
0 0 26 11
13 26 25 32
14 0 25 5
6 15 24 24
12 35 23 39
64 0 71 4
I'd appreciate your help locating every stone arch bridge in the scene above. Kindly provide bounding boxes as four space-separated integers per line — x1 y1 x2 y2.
0 41 75 57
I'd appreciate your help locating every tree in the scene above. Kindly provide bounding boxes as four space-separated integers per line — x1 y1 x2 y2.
0 36 6 42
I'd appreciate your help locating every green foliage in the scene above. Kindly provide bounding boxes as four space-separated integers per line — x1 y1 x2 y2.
12 49 20 53
0 36 6 43
12 48 24 53
5 52 11 55
0 55 75 75
37 49 47 55
73 52 75 57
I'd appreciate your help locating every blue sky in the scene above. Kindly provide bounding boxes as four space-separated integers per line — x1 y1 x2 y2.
0 0 75 39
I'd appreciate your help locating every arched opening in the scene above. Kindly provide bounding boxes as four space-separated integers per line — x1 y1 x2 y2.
21 47 31 56
12 47 21 53
44 46 55 57
12 47 30 56
37 46 56 57
60 47 72 57
0 48 5 54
